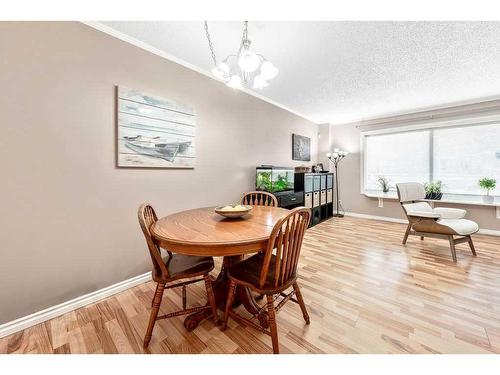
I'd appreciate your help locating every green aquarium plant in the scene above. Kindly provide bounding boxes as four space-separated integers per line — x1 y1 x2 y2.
424 180 443 200
377 176 390 193
479 177 496 196
256 171 272 192
273 175 290 192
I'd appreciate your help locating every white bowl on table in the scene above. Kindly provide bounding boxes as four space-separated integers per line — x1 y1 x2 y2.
214 205 253 218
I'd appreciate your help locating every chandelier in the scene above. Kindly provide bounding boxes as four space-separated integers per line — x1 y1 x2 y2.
204 21 279 90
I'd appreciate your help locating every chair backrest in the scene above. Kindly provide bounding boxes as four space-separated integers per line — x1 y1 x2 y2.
241 191 278 207
259 207 311 289
396 182 426 203
137 203 169 278
396 183 434 218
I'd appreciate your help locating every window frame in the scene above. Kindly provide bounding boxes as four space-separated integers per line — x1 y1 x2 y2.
359 114 500 195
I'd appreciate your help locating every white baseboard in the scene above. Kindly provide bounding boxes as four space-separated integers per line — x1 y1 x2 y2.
344 211 500 236
477 228 500 236
344 211 408 224
0 272 151 339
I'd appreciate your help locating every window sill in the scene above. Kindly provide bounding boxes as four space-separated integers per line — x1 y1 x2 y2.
363 190 500 207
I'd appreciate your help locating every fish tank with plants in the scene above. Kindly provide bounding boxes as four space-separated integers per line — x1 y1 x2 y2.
256 166 295 193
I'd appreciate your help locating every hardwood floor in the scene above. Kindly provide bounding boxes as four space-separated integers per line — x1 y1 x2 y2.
2 216 500 354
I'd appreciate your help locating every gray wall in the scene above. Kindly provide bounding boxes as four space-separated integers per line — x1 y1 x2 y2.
329 123 500 231
0 22 318 323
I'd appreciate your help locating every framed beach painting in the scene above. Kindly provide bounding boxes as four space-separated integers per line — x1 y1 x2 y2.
292 133 311 161
116 86 196 168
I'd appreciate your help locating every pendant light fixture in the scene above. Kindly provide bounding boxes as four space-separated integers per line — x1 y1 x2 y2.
204 21 279 90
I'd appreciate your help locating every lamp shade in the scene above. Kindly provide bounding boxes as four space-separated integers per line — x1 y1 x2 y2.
260 61 279 80
226 75 243 89
238 50 260 73
211 62 230 81
253 75 269 89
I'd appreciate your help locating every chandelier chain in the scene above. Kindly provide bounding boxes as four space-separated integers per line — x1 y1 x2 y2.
203 21 217 66
239 21 248 54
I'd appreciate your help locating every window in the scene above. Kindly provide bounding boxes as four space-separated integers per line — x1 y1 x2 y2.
363 123 500 195
433 124 500 195
365 130 430 190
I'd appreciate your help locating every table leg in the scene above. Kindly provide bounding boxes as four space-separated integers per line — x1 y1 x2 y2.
183 255 269 331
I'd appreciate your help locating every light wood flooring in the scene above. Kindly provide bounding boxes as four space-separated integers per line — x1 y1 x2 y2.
2 216 500 354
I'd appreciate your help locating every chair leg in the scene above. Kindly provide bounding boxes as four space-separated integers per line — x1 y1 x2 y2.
152 283 159 307
144 282 165 348
204 274 219 323
403 223 412 244
222 280 237 330
182 285 187 310
420 236 424 241
448 235 457 262
467 236 477 256
266 294 280 354
293 282 310 324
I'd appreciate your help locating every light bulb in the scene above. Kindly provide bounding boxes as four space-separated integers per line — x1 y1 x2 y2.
238 49 260 73
253 75 269 89
226 75 243 89
326 152 332 158
333 148 340 153
260 61 279 80
332 152 339 158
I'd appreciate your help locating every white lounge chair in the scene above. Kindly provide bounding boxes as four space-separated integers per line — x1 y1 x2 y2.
396 182 479 262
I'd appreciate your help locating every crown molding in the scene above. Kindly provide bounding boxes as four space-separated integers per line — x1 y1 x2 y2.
330 96 500 128
81 21 317 124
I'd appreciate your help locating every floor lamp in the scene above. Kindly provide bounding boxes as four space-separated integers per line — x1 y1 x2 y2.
327 148 349 218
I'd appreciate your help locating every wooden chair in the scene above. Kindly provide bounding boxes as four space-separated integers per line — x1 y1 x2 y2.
396 183 478 262
138 203 218 348
241 191 278 207
222 207 311 354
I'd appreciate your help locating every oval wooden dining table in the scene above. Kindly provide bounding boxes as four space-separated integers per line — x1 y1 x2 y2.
151 205 290 331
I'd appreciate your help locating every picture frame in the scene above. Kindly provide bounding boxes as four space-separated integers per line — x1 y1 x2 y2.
116 86 196 168
292 134 311 161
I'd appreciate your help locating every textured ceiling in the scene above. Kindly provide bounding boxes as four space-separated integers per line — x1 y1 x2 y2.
101 21 500 124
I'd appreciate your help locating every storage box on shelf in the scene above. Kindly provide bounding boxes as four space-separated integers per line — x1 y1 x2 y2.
295 172 334 227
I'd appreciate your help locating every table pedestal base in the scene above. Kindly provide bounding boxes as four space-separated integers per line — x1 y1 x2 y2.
183 255 269 331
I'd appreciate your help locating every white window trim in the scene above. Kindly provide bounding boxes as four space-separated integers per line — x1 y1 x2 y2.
359 113 500 194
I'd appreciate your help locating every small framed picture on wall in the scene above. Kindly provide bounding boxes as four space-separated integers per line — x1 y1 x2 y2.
292 134 311 161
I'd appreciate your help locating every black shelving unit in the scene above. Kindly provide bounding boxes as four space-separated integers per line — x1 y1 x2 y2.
294 172 334 227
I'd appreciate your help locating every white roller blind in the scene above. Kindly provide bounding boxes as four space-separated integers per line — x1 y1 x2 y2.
365 130 430 191
433 124 500 194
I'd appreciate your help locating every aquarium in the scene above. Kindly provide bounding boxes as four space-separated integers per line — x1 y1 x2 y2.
256 166 295 193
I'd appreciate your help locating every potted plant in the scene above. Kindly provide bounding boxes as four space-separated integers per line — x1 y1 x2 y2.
377 176 390 193
424 180 443 200
479 177 496 202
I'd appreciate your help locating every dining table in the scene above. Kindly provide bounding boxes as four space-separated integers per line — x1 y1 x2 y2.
151 205 290 331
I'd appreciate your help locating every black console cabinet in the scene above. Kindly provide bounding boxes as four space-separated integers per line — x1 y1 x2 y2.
274 190 304 208
294 172 334 227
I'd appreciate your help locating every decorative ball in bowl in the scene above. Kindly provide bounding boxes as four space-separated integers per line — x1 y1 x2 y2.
214 204 253 218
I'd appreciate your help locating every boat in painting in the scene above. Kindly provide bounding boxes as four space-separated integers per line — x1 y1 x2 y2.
124 135 191 163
